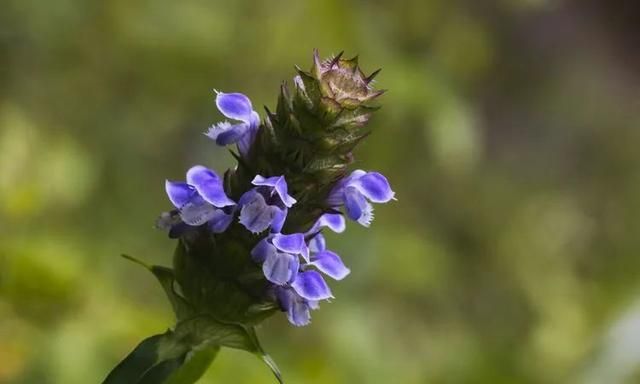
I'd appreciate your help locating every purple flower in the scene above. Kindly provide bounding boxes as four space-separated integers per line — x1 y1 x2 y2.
164 165 235 233
306 232 350 281
274 270 332 326
251 232 335 327
238 175 296 234
327 170 395 227
275 286 319 327
251 233 309 285
205 91 260 157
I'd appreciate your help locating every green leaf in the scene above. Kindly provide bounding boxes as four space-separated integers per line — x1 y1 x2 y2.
173 316 283 383
102 331 189 384
137 355 187 384
164 345 220 384
115 256 283 383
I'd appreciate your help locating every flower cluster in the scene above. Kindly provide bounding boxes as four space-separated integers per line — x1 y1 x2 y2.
159 90 394 327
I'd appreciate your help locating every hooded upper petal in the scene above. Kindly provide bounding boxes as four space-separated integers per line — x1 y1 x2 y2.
310 213 346 233
186 165 235 208
349 171 395 203
165 181 196 208
251 175 297 208
215 92 255 123
272 233 309 262
291 270 333 301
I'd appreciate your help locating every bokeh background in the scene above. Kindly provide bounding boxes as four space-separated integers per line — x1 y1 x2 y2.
1 0 640 382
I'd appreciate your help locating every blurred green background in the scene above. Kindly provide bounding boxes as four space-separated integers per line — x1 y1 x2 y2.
1 0 640 382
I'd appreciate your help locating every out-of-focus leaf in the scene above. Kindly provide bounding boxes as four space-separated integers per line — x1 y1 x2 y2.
164 345 220 384
101 331 188 384
173 316 283 383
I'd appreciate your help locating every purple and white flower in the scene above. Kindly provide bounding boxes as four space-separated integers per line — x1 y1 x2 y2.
205 91 260 157
238 175 296 234
327 170 395 227
164 165 236 233
251 233 309 285
250 212 352 327
306 232 350 281
275 286 319 327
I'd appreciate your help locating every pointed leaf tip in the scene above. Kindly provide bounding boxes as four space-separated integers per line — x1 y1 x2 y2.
365 68 382 84
328 51 344 68
121 254 152 270
261 353 284 384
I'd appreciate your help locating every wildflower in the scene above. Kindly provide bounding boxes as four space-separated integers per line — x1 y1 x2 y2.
327 170 395 227
205 91 260 157
306 233 350 281
107 52 392 383
238 175 296 233
275 286 319 327
251 233 308 285
164 165 235 232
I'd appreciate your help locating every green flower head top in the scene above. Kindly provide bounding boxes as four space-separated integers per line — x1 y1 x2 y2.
105 51 394 384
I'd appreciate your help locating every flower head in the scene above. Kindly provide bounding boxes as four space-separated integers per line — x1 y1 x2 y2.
163 165 236 234
328 170 395 227
205 91 260 157
251 233 308 285
238 175 296 234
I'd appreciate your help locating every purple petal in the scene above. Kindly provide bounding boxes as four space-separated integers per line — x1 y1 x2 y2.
349 171 395 203
326 170 367 207
272 233 308 261
238 191 276 234
238 188 258 206
208 209 234 233
179 198 218 226
311 250 350 280
314 213 346 233
165 181 196 208
263 251 299 285
276 288 311 326
326 187 344 207
344 186 367 221
205 121 249 145
215 92 255 123
291 270 333 301
276 287 294 312
252 175 297 208
237 114 259 157
288 299 311 326
186 165 235 208
251 238 276 263
308 233 326 253
346 169 367 183
271 207 288 233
